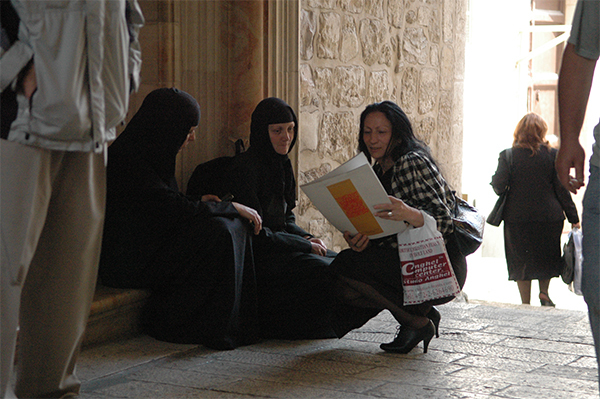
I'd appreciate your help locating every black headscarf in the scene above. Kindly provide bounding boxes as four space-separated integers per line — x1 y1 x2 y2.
111 88 201 184
249 97 298 158
247 97 298 209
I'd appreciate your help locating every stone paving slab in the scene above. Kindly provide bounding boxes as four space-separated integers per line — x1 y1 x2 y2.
78 301 599 398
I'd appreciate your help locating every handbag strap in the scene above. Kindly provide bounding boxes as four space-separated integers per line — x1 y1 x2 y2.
505 148 513 189
506 148 513 173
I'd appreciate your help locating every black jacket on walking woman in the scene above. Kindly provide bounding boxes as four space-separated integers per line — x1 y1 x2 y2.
99 88 259 349
491 145 579 281
492 146 579 223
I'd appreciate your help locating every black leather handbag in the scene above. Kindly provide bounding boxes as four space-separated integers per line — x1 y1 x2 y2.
451 195 485 256
486 192 507 227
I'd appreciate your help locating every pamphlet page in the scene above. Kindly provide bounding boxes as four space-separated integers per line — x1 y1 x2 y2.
301 152 407 239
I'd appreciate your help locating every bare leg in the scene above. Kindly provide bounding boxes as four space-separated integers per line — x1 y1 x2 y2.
516 280 531 304
338 276 429 329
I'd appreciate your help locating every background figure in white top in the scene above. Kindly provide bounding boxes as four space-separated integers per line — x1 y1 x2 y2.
0 1 143 397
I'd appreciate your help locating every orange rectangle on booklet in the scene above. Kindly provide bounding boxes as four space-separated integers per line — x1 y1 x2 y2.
327 179 383 236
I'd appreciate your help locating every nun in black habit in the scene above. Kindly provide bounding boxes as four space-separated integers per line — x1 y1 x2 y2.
99 88 262 350
224 97 339 339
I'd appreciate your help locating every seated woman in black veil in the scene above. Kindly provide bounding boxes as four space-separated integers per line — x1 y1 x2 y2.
329 101 467 354
99 88 262 350
220 97 339 339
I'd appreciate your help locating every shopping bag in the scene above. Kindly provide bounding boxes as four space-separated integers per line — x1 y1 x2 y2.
561 228 576 284
397 212 461 305
565 228 583 296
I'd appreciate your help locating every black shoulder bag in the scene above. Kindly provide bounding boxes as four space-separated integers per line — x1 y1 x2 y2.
451 194 485 256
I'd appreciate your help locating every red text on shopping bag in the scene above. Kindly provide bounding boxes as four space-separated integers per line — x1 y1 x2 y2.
400 253 453 286
397 212 460 305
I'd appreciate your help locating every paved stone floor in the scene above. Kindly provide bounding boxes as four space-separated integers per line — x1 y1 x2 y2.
77 256 599 398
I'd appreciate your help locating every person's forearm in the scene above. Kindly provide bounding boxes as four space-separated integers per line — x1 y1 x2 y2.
558 43 597 144
404 206 425 228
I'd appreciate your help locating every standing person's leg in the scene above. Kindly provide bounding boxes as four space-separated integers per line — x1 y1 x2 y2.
516 280 532 304
15 150 106 398
505 223 532 305
581 164 600 384
1 141 53 399
538 279 555 307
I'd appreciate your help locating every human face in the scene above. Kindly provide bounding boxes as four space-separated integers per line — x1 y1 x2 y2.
179 126 197 152
268 121 295 155
362 111 394 164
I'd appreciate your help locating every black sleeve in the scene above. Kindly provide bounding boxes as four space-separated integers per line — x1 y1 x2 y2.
158 186 240 221
284 207 312 237
107 153 240 222
491 150 510 195
256 226 313 253
551 157 580 224
228 158 312 254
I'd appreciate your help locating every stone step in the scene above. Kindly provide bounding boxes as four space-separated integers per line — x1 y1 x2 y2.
83 285 150 348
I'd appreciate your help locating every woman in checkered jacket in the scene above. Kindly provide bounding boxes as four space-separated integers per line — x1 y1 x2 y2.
330 101 466 354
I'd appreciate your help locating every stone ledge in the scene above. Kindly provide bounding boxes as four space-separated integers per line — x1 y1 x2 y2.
83 285 150 348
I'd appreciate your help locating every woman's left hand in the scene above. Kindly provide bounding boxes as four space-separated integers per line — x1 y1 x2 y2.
343 231 369 252
307 237 326 248
232 202 262 235
309 239 327 256
374 196 424 228
305 237 328 256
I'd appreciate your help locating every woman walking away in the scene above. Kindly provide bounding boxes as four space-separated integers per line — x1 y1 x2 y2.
491 113 580 307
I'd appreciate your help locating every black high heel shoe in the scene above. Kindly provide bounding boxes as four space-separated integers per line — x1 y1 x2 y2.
539 292 555 307
380 320 436 354
427 307 440 338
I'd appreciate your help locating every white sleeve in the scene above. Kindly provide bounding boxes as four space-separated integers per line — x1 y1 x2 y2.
126 0 144 92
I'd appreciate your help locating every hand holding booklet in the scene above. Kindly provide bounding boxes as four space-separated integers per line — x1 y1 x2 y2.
300 152 407 239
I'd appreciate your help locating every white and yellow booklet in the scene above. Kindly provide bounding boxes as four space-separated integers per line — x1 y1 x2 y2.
300 152 407 239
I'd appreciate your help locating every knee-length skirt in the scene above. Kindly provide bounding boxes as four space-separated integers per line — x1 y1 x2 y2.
504 220 564 281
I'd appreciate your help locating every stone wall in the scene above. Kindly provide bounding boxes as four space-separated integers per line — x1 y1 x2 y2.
296 0 468 251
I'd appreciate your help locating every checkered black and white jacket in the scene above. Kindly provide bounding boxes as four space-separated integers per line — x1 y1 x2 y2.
373 151 456 248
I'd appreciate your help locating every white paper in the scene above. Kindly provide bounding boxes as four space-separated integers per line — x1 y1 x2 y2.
301 152 407 239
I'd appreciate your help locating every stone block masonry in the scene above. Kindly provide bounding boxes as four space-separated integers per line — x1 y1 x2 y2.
298 0 468 251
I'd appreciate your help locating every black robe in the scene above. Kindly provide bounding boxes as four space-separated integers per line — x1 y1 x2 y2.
222 97 338 339
226 149 337 339
99 88 259 349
